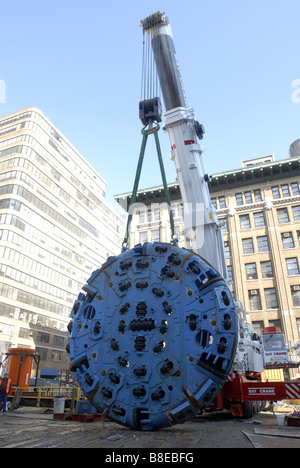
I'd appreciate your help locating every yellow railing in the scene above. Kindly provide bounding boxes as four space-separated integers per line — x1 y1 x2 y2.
9 386 83 410
35 386 81 400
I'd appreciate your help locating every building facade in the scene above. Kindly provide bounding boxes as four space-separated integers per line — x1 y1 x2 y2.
0 107 125 377
115 153 300 353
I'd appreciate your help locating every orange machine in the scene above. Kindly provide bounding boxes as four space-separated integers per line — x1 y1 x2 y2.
6 348 37 393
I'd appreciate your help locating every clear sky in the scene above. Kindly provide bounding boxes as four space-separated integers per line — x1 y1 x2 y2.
1 0 299 208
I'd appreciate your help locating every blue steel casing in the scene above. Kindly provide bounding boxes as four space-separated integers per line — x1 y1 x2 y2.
68 242 238 430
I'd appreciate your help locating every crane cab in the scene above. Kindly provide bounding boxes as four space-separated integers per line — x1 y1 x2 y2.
261 326 289 368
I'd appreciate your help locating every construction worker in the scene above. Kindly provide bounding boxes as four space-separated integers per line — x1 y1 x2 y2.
0 372 12 414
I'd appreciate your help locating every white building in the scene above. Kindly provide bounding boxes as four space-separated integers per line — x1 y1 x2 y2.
0 107 124 376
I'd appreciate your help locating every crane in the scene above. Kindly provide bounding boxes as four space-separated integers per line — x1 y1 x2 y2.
67 11 300 430
139 11 227 281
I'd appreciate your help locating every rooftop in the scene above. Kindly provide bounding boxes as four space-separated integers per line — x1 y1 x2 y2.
114 154 300 209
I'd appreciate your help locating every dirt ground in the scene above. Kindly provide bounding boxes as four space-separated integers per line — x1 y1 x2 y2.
0 406 299 450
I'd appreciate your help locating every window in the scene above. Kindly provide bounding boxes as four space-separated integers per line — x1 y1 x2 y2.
291 286 300 307
257 235 269 252
154 208 160 220
35 347 47 361
218 196 226 209
147 210 152 222
272 186 280 199
253 212 265 227
291 183 300 196
281 232 295 249
211 198 217 210
240 214 251 230
261 260 273 278
252 321 264 335
224 241 231 258
268 320 282 331
139 211 145 224
277 208 289 224
139 231 148 243
242 238 254 254
281 184 290 198
53 335 64 346
151 229 160 242
265 288 278 309
227 265 233 282
235 193 243 206
253 189 262 202
19 328 31 339
37 331 50 343
219 218 228 233
292 205 300 221
248 289 262 311
286 257 300 275
244 191 252 204
245 263 257 280
297 318 300 338
51 351 62 362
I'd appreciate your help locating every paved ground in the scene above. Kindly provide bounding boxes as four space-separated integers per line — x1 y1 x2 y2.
0 407 299 449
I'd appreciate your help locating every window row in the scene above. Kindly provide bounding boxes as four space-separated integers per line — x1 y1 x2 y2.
0 127 106 204
245 255 299 277
0 185 95 240
35 347 65 363
0 246 82 292
229 258 300 282
238 205 300 230
0 264 76 303
0 165 116 238
0 283 70 317
0 301 67 331
248 288 278 311
137 203 184 224
0 200 106 267
249 285 300 311
251 319 284 336
36 331 65 347
277 206 300 223
241 231 300 252
212 183 300 210
0 228 89 282
224 236 271 256
138 226 182 244
239 211 265 230
272 183 300 199
212 189 262 210
0 215 96 273
245 260 274 280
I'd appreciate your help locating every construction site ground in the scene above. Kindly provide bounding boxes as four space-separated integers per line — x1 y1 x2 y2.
0 405 299 450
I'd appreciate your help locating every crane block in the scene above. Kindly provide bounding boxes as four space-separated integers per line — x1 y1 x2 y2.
68 242 238 430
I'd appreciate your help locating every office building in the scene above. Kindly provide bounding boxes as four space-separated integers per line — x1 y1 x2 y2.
0 107 124 377
115 149 300 353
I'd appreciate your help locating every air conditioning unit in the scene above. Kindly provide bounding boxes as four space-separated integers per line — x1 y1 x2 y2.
250 290 258 295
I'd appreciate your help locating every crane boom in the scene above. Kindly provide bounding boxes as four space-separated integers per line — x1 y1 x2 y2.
141 12 227 279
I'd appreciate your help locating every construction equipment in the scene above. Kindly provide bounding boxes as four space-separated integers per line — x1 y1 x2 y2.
261 326 290 368
67 242 238 430
67 11 300 430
